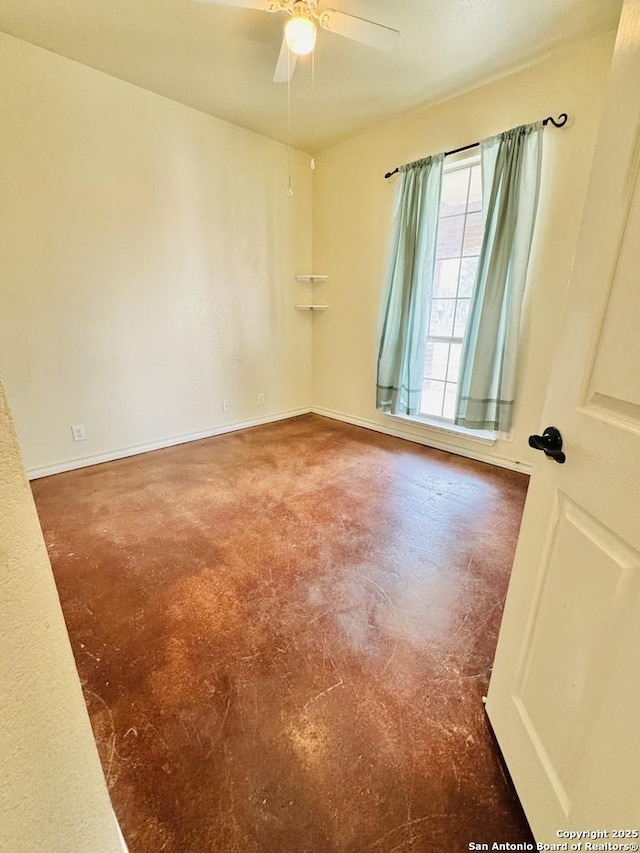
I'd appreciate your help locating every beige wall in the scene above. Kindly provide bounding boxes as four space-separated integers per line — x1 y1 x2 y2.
311 33 616 471
0 381 125 852
0 33 312 476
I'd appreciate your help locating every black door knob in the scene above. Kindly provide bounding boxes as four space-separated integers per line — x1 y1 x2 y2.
528 426 566 464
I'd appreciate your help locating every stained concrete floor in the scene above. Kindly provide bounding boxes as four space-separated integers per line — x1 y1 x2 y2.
32 414 533 852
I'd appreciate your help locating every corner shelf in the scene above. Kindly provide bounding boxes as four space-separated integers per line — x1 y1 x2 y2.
295 274 329 282
294 274 329 311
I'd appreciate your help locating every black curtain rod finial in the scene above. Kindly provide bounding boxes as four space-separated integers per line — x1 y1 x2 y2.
543 112 568 128
384 113 568 179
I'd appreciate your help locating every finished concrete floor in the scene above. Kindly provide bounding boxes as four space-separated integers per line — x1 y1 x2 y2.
32 414 533 852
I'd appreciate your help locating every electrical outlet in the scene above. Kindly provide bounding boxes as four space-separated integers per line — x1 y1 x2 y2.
71 424 87 442
222 400 229 413
257 393 265 406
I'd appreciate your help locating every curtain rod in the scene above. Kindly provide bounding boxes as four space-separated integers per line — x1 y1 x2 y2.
383 113 568 180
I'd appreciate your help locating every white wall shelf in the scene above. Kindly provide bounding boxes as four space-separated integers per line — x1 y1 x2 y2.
294 274 329 282
295 275 328 310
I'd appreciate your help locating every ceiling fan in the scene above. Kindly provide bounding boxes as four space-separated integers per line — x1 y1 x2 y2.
194 0 400 82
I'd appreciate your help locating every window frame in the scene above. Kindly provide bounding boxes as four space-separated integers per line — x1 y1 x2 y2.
383 149 501 443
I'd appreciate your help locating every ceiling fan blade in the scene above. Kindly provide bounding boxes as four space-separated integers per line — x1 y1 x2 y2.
273 36 297 83
319 10 399 51
193 0 267 10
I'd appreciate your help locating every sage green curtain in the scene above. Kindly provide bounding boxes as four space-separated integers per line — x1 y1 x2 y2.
376 154 444 415
455 122 543 432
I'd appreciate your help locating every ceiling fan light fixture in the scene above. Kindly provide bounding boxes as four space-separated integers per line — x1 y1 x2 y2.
285 14 316 56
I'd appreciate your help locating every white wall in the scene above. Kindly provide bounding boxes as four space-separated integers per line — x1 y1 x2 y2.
311 33 616 471
0 33 313 476
0 381 126 853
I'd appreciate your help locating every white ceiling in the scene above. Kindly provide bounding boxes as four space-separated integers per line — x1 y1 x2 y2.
0 0 622 152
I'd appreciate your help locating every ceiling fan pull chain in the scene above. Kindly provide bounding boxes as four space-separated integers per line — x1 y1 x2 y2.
310 50 316 170
287 49 294 195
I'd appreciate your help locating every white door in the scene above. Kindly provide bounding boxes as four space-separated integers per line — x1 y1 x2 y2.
486 0 640 841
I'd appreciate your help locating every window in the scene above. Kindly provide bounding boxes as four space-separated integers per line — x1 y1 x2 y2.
420 154 483 421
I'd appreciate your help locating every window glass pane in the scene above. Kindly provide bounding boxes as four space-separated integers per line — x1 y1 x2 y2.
436 215 464 259
424 341 449 381
468 165 482 212
453 299 470 337
420 380 445 418
462 211 483 256
459 257 478 297
447 342 462 382
443 383 458 420
417 155 486 425
433 259 460 298
429 299 456 337
440 169 470 217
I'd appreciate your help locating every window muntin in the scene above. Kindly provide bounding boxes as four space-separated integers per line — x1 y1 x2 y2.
420 155 483 421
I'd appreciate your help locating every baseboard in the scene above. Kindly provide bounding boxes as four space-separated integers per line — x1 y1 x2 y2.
27 407 312 480
311 406 532 475
27 405 531 480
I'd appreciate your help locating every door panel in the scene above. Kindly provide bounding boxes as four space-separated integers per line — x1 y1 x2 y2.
514 497 640 815
589 137 640 414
